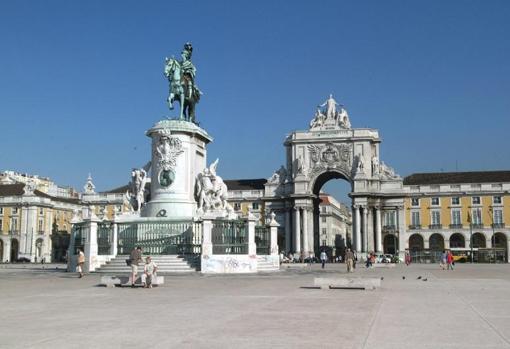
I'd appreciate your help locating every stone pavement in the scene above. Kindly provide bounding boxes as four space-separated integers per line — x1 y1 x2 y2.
1 263 510 348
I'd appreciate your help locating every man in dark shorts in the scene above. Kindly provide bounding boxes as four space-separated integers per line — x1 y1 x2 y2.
130 246 143 287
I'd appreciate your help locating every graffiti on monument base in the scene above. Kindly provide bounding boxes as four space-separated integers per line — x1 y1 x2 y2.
201 255 256 273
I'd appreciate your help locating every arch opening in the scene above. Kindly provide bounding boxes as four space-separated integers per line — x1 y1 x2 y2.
429 233 444 251
310 172 353 260
383 234 398 254
450 233 465 248
471 233 486 248
409 234 424 251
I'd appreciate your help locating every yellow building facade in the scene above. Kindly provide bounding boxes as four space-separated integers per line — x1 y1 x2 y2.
401 171 510 262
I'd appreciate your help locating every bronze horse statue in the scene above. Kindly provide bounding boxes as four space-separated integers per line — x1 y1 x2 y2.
164 57 201 123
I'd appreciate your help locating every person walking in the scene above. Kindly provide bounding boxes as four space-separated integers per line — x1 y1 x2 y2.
405 252 411 266
76 248 85 278
129 246 143 287
440 250 447 270
320 250 327 269
447 250 454 270
345 248 354 273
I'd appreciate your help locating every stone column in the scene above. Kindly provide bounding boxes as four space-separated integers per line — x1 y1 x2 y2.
424 239 430 249
302 207 309 257
362 206 369 253
247 213 257 256
285 208 291 253
307 208 314 257
201 218 213 257
507 239 510 264
397 206 406 258
486 238 492 248
367 207 374 252
293 207 301 254
375 207 382 253
2 238 10 262
111 222 118 256
84 219 99 272
269 212 279 256
354 206 361 252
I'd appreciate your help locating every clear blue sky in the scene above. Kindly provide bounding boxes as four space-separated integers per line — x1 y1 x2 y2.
1 1 509 201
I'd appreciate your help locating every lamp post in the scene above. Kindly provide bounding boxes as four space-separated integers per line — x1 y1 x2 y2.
489 206 495 264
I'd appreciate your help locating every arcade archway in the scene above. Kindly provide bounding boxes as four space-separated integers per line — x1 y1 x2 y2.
384 234 398 254
429 233 444 251
471 233 486 248
409 234 424 251
450 233 465 248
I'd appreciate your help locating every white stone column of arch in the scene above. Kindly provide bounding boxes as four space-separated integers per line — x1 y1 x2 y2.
375 206 382 253
354 205 361 252
362 206 369 253
397 206 406 258
307 207 314 257
302 207 309 258
284 208 291 254
293 207 301 255
1 238 9 262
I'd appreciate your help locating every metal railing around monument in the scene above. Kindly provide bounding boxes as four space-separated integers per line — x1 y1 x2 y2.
212 220 248 255
97 223 112 255
117 221 203 256
255 225 270 255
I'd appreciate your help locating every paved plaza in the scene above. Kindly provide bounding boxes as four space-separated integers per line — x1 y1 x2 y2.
1 263 510 348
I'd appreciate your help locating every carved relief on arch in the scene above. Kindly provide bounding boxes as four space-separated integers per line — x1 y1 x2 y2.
307 142 353 179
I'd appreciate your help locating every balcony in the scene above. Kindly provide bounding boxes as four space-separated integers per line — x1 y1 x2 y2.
471 223 484 229
449 224 463 229
383 225 396 232
428 224 443 230
492 223 505 229
408 225 421 230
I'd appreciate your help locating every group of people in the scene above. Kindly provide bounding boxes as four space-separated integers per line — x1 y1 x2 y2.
75 246 158 288
279 249 356 273
440 250 455 270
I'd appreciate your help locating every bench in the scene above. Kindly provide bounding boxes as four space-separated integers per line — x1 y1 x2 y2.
313 277 381 290
100 275 165 288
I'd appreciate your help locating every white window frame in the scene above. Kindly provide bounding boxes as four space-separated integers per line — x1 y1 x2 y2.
411 198 420 207
10 217 18 231
411 211 420 226
431 197 440 206
0 207 3 215
472 208 482 224
12 207 18 215
431 210 441 225
493 196 502 205
38 219 44 232
493 209 503 224
472 196 481 205
451 209 461 225
451 197 460 206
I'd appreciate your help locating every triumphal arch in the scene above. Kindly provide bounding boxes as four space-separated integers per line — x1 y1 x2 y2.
264 95 405 258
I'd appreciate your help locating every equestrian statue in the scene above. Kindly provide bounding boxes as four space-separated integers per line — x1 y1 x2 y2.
164 42 202 123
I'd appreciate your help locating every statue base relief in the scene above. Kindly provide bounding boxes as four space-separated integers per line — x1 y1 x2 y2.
143 119 213 219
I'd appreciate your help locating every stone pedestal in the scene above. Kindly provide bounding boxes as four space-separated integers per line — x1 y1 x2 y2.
143 119 212 219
